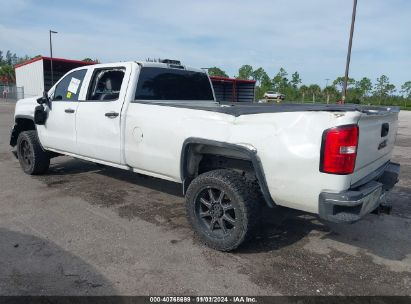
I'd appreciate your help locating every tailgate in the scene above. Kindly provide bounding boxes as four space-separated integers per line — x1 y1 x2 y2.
352 108 399 185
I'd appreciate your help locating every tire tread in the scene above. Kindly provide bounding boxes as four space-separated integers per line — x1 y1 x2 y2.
186 169 261 251
17 130 50 175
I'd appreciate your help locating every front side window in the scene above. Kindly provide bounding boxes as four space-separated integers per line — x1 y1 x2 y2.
53 69 87 101
135 67 214 101
87 68 125 101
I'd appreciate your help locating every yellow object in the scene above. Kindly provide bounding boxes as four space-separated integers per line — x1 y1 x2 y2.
66 92 72 99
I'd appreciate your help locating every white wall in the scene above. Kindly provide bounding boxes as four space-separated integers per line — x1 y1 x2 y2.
15 59 44 98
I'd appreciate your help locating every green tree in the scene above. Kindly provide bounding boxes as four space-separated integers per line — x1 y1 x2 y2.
237 65 253 80
272 67 288 93
387 84 396 95
207 67 228 78
0 65 16 82
323 86 338 104
260 72 271 86
401 81 411 107
252 68 272 100
347 87 364 104
355 77 372 102
333 76 355 93
300 85 308 103
401 81 411 99
11 53 18 65
5 51 12 65
374 75 389 97
308 84 321 103
251 67 265 84
290 71 302 88
374 75 395 104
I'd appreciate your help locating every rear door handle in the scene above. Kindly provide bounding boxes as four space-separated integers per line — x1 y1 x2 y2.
65 108 75 113
105 112 119 118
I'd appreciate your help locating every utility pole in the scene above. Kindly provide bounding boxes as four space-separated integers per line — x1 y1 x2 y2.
342 0 358 104
325 78 330 88
49 30 58 86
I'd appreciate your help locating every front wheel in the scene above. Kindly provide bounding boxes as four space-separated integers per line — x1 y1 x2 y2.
185 169 260 251
16 130 50 175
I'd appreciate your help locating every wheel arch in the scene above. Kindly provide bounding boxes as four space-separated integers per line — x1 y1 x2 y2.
10 115 36 147
180 137 275 208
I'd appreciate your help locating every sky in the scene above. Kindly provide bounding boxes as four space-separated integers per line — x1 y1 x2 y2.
1 0 410 89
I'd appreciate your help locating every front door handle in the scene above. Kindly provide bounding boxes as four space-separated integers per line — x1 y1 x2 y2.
65 108 75 113
105 112 119 118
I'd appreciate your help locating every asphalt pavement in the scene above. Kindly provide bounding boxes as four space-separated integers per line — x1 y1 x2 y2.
0 102 410 295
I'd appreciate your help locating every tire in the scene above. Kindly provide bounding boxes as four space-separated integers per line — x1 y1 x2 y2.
16 130 50 175
185 169 261 251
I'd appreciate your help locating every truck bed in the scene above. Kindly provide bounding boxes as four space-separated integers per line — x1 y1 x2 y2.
132 101 399 117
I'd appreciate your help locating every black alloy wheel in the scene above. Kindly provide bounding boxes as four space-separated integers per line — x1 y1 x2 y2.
195 187 237 238
185 169 261 251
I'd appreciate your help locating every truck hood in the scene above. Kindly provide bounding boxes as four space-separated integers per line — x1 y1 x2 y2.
14 96 40 119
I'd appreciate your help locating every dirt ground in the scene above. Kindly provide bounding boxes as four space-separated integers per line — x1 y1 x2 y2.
0 102 410 296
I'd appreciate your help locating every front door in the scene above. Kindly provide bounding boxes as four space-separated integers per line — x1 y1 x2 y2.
75 64 131 164
37 69 87 154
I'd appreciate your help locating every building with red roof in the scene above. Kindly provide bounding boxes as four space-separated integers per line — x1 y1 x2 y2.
209 76 256 103
15 56 95 98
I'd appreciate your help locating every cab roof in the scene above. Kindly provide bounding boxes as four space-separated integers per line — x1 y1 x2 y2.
136 61 205 73
76 61 205 73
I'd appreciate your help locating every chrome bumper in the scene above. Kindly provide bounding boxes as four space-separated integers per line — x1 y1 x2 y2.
319 162 400 223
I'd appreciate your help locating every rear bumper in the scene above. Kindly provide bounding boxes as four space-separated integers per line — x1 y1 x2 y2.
319 162 400 223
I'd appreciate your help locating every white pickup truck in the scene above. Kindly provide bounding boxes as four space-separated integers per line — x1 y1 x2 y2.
10 60 400 251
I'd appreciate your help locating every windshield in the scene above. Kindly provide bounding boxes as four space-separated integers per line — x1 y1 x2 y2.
135 67 214 101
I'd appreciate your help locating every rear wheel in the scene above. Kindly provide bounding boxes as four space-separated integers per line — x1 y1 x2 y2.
16 130 50 175
185 169 260 251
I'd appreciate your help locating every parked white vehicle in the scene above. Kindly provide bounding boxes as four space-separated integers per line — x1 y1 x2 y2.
10 60 400 251
263 91 284 100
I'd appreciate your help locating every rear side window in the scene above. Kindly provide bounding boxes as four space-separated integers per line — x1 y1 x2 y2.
135 67 214 101
53 69 87 101
87 68 125 101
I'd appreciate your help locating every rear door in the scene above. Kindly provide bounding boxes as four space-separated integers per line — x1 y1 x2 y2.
124 66 215 179
75 64 131 164
38 69 87 153
352 109 399 184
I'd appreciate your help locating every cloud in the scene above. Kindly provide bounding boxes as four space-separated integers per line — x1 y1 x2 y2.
0 0 410 88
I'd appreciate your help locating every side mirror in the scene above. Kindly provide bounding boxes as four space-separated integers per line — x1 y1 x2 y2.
36 91 50 107
34 105 48 125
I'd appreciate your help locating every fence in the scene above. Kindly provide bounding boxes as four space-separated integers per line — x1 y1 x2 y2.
0 84 24 101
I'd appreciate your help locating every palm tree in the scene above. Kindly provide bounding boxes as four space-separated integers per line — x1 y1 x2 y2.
0 65 15 83
323 86 338 104
299 85 308 103
308 84 321 103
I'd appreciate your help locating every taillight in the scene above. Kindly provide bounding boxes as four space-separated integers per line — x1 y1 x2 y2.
320 125 359 174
